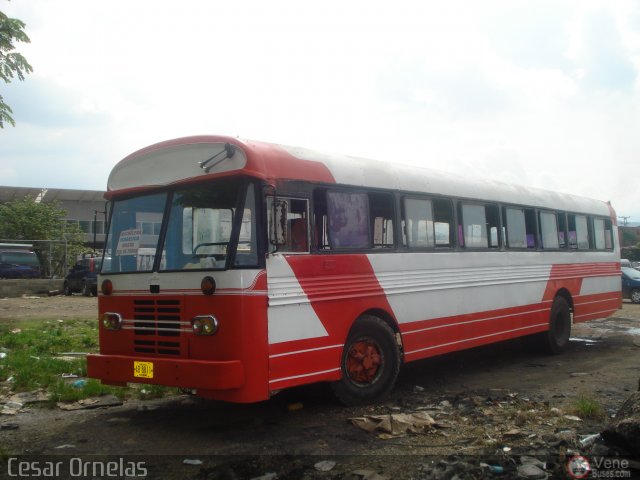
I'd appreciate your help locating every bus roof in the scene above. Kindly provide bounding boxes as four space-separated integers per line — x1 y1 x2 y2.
108 135 612 217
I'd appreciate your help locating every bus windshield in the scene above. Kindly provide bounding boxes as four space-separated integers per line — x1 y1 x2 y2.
103 180 257 273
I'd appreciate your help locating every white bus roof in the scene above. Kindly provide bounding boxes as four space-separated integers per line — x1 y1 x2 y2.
108 135 613 218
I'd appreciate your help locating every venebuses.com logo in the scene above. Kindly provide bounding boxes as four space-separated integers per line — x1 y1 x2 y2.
567 455 631 479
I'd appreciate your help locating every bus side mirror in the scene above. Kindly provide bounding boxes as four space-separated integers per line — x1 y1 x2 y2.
270 199 288 247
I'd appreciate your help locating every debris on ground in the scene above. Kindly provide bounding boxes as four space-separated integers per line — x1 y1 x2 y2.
57 394 122 411
314 460 336 472
350 412 437 437
343 469 389 480
249 473 277 480
8 390 49 405
601 388 640 454
1 400 22 415
287 402 303 412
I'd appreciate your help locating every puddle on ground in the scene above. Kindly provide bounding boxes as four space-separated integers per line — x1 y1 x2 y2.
570 337 600 345
574 317 640 338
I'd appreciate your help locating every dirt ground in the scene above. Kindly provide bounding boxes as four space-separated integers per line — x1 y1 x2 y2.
1 296 640 479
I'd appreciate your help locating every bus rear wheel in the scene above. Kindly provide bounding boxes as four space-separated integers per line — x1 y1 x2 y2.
524 296 571 354
331 315 400 406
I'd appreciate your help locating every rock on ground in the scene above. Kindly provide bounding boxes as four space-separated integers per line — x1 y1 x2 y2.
602 390 640 454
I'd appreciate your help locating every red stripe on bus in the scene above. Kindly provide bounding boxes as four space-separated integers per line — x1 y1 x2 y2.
283 254 397 340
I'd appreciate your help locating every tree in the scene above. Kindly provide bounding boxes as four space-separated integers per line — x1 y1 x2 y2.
1 9 33 128
0 196 87 276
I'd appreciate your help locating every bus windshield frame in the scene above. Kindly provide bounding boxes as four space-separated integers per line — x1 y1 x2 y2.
102 178 259 274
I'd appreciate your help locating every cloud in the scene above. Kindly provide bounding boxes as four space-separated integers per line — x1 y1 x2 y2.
580 11 637 92
1 0 639 221
482 0 574 71
3 77 109 128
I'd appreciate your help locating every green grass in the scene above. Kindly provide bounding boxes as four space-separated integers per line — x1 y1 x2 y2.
570 395 604 420
0 317 176 404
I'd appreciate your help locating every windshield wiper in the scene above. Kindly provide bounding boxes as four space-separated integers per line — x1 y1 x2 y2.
199 143 236 173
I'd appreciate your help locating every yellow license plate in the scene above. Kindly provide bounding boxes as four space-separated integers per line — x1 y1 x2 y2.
133 361 154 379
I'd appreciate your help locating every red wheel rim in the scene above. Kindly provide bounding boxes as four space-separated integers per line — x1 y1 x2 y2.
346 339 382 384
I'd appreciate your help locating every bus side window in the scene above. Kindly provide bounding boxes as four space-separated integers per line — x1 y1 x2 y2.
593 217 613 251
369 192 394 249
503 207 527 248
459 203 500 249
568 214 590 249
459 203 487 248
539 210 560 249
313 189 329 250
326 190 370 249
267 196 309 253
557 212 568 248
403 197 453 249
502 207 537 249
604 218 613 249
486 204 500 248
433 198 453 247
403 197 435 248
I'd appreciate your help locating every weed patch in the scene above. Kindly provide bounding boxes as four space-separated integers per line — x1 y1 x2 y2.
0 317 175 404
570 395 604 420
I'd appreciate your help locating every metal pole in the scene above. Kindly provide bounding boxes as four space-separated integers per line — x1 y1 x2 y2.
93 210 97 253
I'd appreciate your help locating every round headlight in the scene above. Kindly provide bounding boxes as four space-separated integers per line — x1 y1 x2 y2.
191 315 218 336
101 312 122 330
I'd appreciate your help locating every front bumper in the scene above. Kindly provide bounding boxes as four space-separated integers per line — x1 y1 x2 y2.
87 354 245 391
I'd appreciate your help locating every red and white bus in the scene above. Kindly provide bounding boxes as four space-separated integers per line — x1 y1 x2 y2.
87 135 621 404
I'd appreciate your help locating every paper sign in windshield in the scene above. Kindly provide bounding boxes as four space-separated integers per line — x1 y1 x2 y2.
116 229 142 256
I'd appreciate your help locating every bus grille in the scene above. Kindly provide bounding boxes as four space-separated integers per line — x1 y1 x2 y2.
131 298 183 356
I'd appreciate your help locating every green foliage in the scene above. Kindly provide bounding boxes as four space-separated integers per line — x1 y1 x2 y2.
570 395 604 420
0 196 87 276
620 228 638 248
0 318 111 399
0 9 33 127
621 247 640 262
0 316 176 404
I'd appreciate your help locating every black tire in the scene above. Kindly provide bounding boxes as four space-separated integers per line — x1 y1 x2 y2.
631 289 640 304
544 296 572 354
91 286 98 297
331 315 401 406
524 296 572 354
81 281 91 297
63 282 72 296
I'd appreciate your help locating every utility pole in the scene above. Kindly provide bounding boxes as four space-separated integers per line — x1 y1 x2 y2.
618 216 630 227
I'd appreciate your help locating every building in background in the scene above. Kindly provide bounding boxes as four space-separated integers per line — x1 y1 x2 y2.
0 186 107 250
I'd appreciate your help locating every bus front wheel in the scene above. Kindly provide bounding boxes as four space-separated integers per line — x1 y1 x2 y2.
331 315 400 406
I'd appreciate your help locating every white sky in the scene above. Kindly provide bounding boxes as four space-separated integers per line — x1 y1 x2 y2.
1 0 639 222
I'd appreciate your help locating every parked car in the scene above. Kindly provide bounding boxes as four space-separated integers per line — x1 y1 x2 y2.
0 249 41 279
64 257 105 296
621 266 640 304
